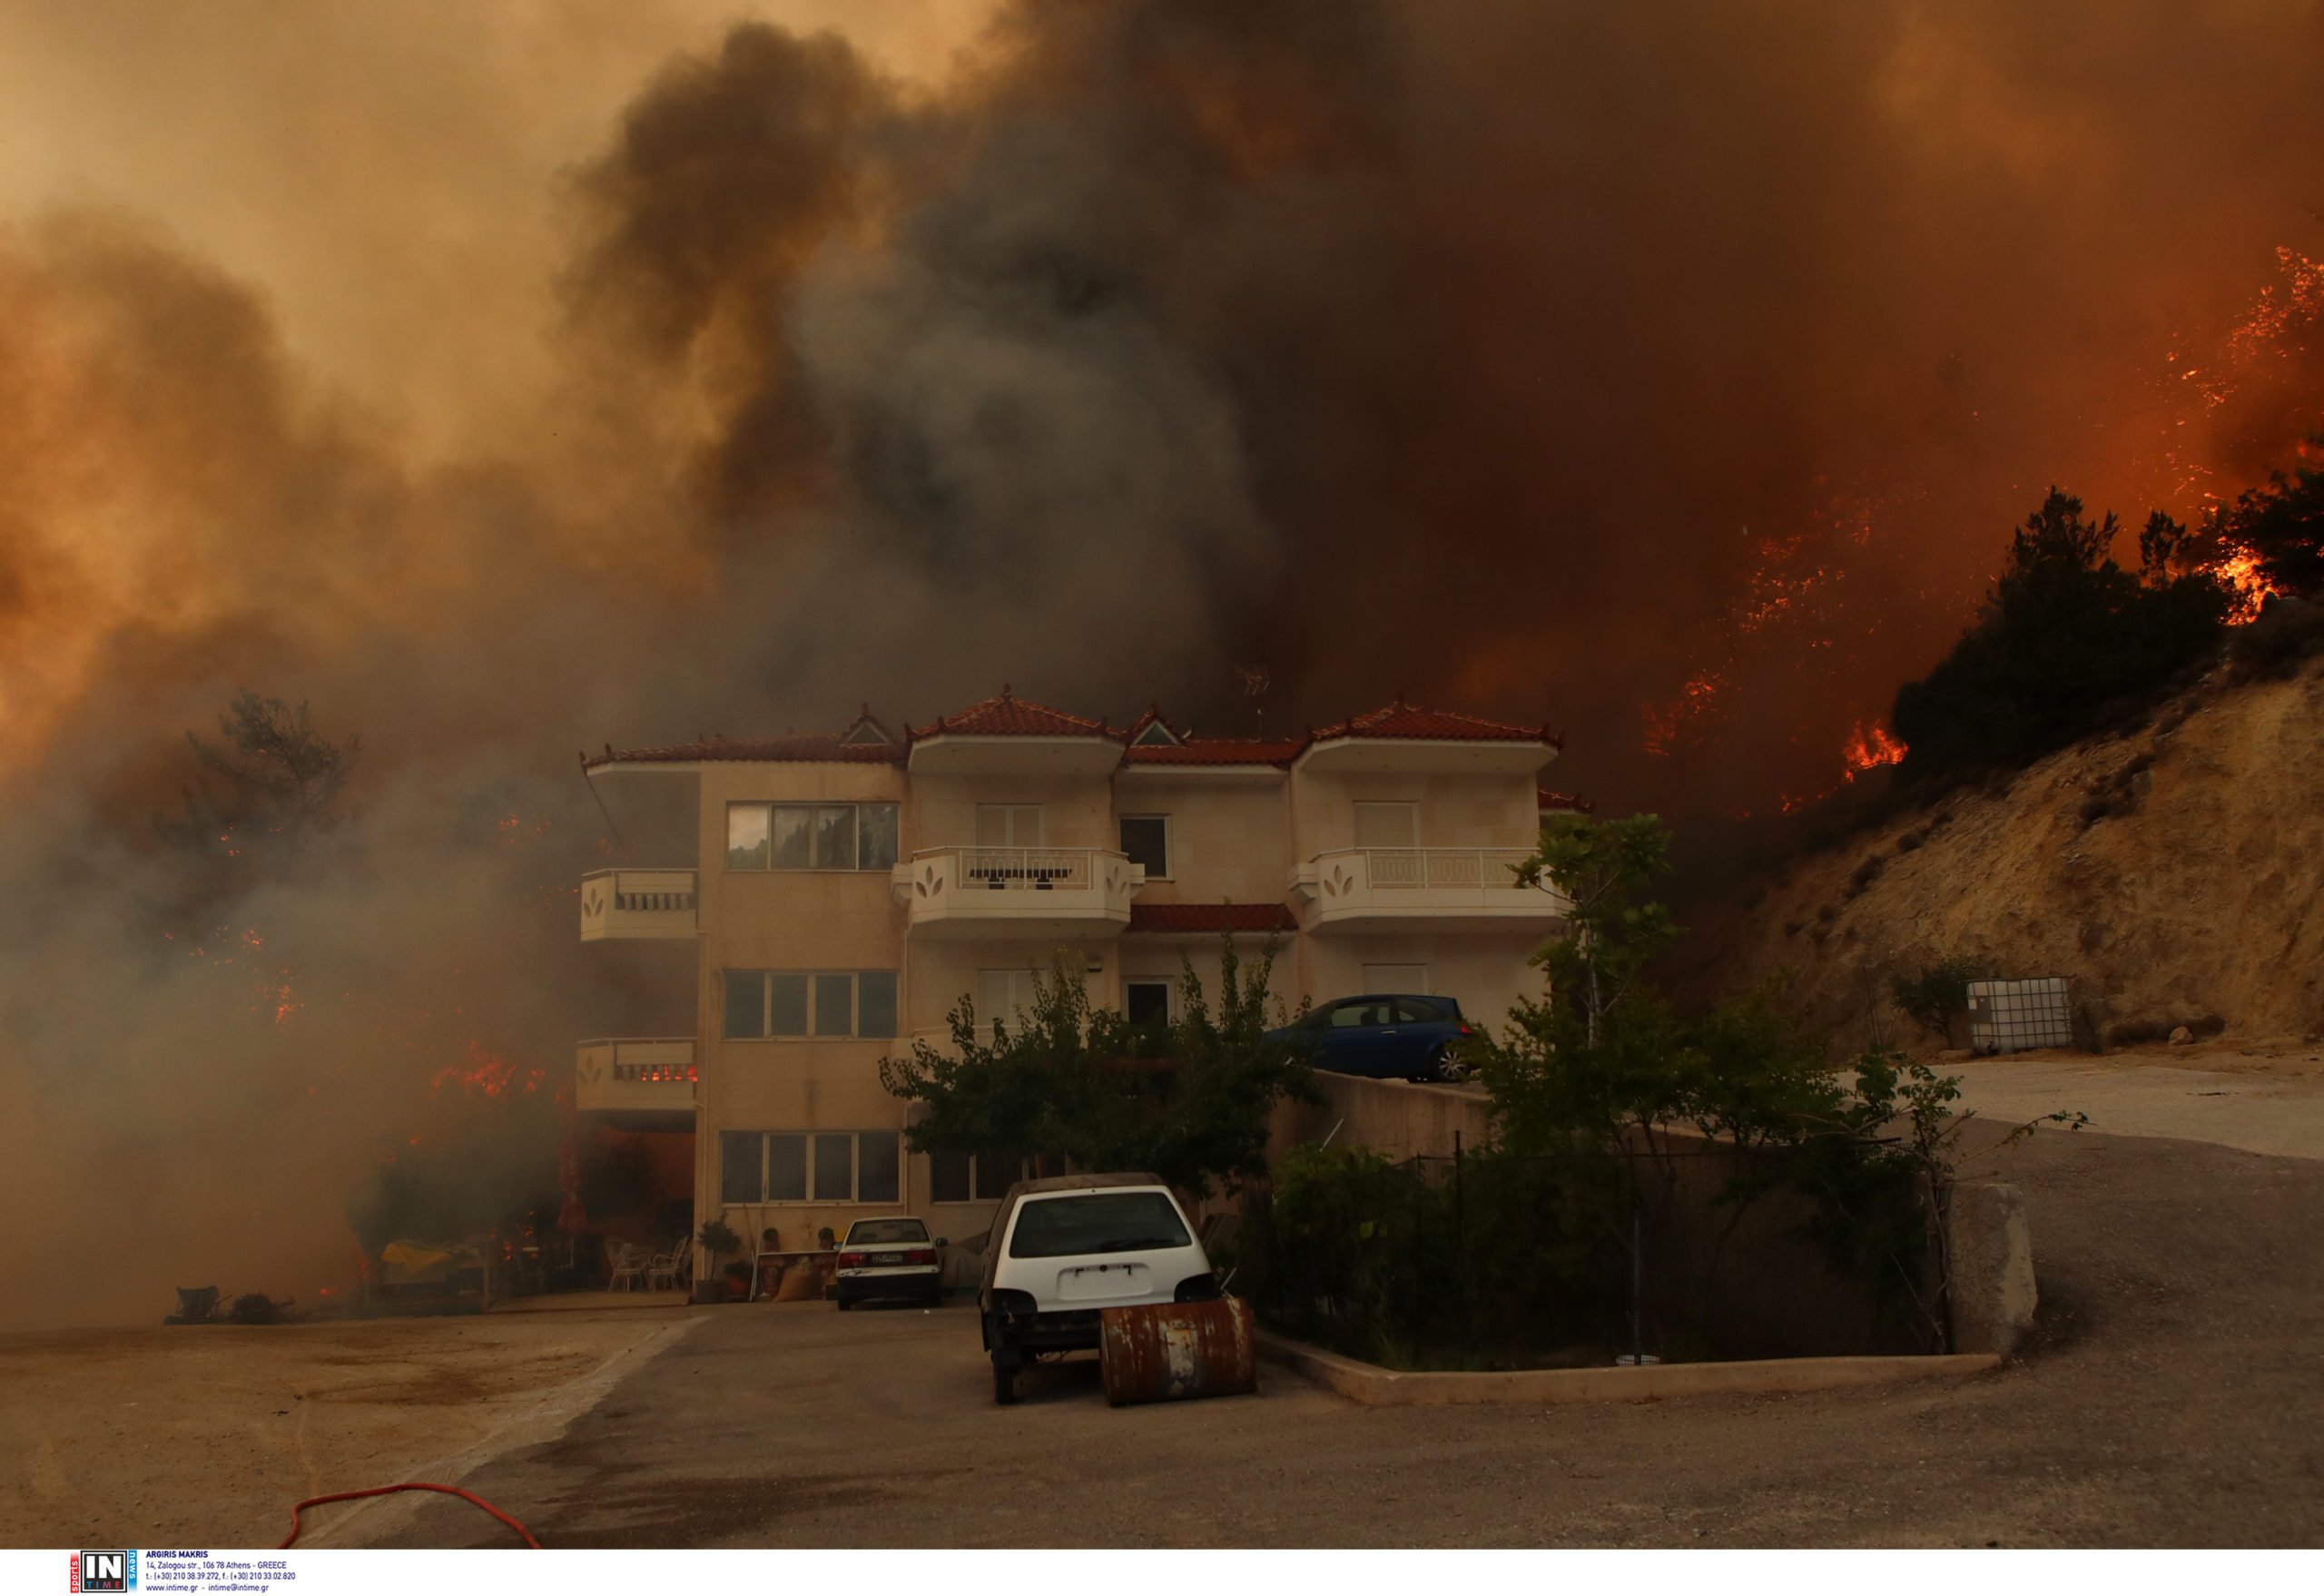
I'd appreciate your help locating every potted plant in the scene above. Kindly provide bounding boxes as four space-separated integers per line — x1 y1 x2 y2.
696 1218 743 1303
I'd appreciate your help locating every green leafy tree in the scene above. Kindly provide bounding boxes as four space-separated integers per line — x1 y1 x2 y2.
878 939 1316 1200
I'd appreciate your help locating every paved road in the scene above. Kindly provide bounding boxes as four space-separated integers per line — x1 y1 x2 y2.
1947 1051 2324 1161
369 1126 2323 1548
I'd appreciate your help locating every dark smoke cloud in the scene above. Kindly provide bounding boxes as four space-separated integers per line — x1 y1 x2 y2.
4 0 2323 1325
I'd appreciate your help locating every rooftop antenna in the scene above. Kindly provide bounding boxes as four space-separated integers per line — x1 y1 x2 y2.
1235 663 1271 736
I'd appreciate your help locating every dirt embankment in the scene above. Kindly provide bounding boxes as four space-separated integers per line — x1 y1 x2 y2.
1703 652 2324 1053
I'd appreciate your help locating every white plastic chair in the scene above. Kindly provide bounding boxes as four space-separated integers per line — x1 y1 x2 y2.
606 1241 649 1293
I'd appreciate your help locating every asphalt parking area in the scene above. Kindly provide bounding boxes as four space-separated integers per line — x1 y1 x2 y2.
367 1125 2324 1549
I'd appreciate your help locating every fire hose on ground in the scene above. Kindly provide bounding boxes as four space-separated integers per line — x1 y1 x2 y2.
279 1482 541 1549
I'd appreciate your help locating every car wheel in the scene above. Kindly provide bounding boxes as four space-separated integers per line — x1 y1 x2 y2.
1432 1046 1470 1084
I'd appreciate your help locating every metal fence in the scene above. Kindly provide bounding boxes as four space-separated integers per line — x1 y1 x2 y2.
1245 1132 1938 1369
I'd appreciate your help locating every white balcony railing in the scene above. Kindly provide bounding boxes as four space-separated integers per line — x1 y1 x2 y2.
579 868 697 941
892 847 1142 938
1290 847 1566 933
575 1038 697 1115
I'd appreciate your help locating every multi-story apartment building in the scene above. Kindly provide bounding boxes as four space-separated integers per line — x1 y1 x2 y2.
573 689 1570 1267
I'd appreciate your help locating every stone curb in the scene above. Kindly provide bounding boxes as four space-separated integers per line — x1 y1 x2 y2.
1257 1330 2000 1406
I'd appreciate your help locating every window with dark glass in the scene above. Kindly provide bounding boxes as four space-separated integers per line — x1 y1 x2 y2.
719 1132 762 1205
856 971 898 1039
1118 815 1169 878
858 1133 901 1203
766 1133 808 1202
724 971 765 1039
726 1130 897 1203
770 973 811 1037
1125 980 1172 1028
931 1149 971 1204
722 970 899 1038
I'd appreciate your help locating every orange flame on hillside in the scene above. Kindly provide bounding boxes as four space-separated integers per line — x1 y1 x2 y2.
1843 719 1906 773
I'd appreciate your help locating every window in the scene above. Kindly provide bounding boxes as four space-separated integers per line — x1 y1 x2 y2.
812 1133 854 1201
1118 814 1169 879
974 803 1043 847
723 970 901 1039
1008 1191 1191 1258
1363 963 1429 994
977 968 1043 1030
843 1217 927 1246
858 1133 901 1204
1398 997 1452 1023
723 1130 902 1203
1327 1000 1388 1028
930 1148 1022 1203
719 1131 762 1205
856 971 899 1039
1353 801 1419 850
1125 980 1173 1028
767 1133 808 1201
1133 720 1180 746
726 803 899 871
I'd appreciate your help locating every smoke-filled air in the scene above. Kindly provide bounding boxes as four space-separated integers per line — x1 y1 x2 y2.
2 0 2320 1326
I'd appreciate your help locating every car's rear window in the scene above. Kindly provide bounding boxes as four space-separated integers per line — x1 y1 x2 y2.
845 1218 929 1245
1008 1192 1192 1258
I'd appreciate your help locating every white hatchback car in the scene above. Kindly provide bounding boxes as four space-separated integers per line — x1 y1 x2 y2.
833 1217 942 1309
977 1173 1217 1404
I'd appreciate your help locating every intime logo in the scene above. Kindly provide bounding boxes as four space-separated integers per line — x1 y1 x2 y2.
71 1550 135 1592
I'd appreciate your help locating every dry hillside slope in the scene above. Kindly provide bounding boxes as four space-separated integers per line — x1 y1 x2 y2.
1710 652 2324 1052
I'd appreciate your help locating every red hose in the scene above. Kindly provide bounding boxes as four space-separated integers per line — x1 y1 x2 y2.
279 1482 541 1549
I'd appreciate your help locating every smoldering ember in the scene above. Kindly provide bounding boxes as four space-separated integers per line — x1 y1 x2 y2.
1 0 2321 1561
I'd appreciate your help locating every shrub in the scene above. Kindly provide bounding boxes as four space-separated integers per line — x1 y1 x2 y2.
1888 956 1990 1044
2226 596 2324 680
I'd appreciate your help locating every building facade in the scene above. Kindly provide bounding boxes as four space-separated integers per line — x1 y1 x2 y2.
575 690 1571 1258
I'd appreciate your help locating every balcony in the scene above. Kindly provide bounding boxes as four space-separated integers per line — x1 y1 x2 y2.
575 1038 696 1125
892 847 1143 939
579 868 697 941
1289 847 1567 935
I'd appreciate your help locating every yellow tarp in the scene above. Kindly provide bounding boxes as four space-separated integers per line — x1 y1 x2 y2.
378 1240 478 1286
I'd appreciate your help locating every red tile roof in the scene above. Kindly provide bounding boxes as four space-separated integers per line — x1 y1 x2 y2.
584 734 902 770
911 687 1122 741
589 692 1561 772
1124 736 1309 767
1311 696 1562 747
1126 902 1298 935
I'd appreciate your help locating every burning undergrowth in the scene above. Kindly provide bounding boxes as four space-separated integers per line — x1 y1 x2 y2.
2 0 2323 1325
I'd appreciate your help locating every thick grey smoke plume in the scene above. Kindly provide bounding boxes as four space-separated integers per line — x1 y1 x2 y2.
3 0 2323 1325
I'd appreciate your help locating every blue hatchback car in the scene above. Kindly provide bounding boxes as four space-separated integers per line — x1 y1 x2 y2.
1268 994 1478 1083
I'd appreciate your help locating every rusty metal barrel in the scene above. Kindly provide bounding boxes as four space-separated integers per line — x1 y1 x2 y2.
1097 1297 1259 1406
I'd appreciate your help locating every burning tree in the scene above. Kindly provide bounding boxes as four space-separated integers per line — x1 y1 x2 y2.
154 691 361 865
1889 488 2233 787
